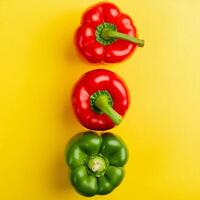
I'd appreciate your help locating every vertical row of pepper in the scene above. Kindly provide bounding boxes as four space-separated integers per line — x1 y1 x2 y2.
65 2 144 197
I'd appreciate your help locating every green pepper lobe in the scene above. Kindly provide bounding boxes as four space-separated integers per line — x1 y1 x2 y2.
65 132 128 197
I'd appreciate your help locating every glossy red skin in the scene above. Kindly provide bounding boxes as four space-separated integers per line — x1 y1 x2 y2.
76 2 138 63
72 69 130 130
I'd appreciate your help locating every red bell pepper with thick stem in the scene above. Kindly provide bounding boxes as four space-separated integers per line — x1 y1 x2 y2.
72 69 130 130
76 2 144 63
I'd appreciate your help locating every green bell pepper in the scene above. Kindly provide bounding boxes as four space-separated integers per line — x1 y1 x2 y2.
65 131 128 197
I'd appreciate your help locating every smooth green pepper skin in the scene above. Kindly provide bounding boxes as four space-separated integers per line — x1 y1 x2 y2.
65 132 128 197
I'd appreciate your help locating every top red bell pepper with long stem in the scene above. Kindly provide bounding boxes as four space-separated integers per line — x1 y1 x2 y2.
76 2 144 63
72 69 130 130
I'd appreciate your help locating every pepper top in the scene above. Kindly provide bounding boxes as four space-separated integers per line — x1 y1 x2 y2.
66 132 128 196
72 69 130 130
76 2 144 63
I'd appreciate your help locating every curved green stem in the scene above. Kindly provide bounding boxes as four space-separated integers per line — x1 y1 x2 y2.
102 29 144 47
95 95 122 125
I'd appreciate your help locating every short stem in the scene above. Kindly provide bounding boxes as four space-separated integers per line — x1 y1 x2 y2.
102 29 144 47
87 155 108 177
95 95 122 125
87 156 105 173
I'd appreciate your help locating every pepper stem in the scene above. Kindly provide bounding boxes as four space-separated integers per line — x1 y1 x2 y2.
95 94 122 125
101 28 144 47
87 155 108 177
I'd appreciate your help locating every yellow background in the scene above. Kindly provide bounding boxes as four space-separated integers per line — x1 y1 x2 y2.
0 0 200 199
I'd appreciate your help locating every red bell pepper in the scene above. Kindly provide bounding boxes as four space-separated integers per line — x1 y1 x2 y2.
76 2 144 63
72 69 130 130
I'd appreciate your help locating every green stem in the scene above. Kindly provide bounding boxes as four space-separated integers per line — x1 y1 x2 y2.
102 29 144 47
95 95 122 125
87 155 108 177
